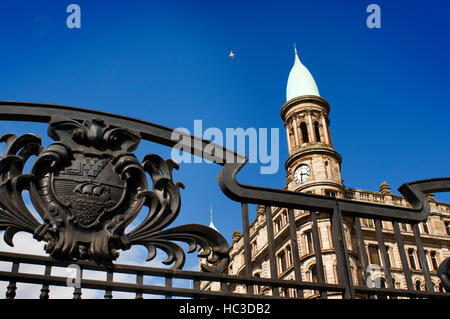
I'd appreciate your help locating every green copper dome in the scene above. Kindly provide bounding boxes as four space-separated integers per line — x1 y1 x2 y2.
286 47 320 101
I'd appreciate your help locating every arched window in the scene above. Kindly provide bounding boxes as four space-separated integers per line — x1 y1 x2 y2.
325 190 336 198
310 265 318 283
392 277 397 289
415 280 422 291
286 245 293 267
314 121 321 142
430 251 439 271
300 122 309 144
277 250 287 274
378 278 387 299
309 264 319 296
304 230 314 254
254 273 261 294
408 249 417 270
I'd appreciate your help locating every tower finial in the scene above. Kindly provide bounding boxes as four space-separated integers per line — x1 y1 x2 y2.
209 204 218 231
210 204 213 223
294 43 298 55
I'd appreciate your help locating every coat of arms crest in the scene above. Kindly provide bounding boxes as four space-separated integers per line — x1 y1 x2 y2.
0 117 229 271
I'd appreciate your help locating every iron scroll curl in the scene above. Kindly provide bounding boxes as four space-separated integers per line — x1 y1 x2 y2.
0 111 230 272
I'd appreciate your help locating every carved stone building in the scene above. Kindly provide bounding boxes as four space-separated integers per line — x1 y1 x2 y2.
202 48 450 297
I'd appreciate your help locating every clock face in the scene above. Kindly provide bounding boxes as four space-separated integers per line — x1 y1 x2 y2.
294 164 311 184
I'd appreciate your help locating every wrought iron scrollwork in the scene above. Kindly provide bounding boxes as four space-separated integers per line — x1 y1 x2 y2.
0 133 43 246
0 117 229 272
126 154 229 272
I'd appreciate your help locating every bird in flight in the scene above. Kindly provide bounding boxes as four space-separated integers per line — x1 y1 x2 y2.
229 49 235 61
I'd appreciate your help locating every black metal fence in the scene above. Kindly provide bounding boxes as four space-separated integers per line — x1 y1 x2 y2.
0 101 449 299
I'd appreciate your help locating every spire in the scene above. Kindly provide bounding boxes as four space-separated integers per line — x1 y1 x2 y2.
286 45 320 101
209 204 218 231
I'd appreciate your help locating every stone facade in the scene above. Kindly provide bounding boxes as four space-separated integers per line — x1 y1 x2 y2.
214 193 449 298
201 53 450 298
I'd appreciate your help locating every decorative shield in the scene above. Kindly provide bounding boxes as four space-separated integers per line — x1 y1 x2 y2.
0 117 229 271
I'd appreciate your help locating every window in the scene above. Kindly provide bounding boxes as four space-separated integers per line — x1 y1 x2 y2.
408 249 417 270
300 122 309 144
277 246 293 274
368 245 381 266
325 190 336 198
286 245 293 268
251 241 258 257
274 210 288 233
400 223 408 232
375 278 387 299
392 277 398 289
445 221 450 236
274 217 283 233
254 273 261 294
422 222 430 234
430 251 439 271
415 280 422 291
304 230 314 254
310 265 318 282
314 121 321 142
309 265 320 295
277 251 287 274
290 288 298 298
385 246 392 268
363 218 374 228
281 210 288 226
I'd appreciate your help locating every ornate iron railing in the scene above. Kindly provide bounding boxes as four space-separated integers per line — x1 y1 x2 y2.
0 101 449 299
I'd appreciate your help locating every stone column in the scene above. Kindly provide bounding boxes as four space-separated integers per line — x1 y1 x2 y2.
326 119 333 146
320 113 330 145
285 125 292 153
307 110 316 143
292 117 300 146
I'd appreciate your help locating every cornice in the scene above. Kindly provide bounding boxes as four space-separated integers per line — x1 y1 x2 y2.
293 180 345 193
285 144 342 169
280 95 330 120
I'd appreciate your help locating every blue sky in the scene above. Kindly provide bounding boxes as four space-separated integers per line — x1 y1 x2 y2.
0 0 449 275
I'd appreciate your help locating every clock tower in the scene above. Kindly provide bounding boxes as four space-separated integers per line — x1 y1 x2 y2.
282 47 343 197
